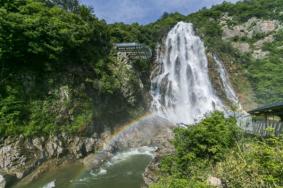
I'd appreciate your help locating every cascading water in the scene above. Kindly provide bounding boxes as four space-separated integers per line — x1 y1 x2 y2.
20 22 245 188
213 55 240 107
151 22 223 124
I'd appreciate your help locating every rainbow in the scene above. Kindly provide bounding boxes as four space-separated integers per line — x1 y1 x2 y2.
102 112 155 150
68 113 156 180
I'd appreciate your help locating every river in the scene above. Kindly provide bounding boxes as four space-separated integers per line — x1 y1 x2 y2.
14 148 153 188
13 21 239 188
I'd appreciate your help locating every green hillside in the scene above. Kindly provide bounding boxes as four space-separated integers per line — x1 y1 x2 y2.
106 0 283 108
1 0 282 135
0 0 148 137
1 0 283 187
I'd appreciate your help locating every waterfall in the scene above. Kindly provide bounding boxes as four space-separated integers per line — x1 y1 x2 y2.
213 55 240 107
150 22 223 125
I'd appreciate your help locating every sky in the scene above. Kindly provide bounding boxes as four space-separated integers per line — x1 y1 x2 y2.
79 0 239 24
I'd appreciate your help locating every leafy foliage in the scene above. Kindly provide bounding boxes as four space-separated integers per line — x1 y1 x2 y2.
216 136 283 187
0 0 110 66
152 113 283 188
173 112 239 164
0 0 130 137
150 177 209 188
1 0 282 136
151 112 240 187
247 57 283 104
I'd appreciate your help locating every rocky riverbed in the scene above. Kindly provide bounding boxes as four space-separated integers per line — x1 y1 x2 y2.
142 125 175 186
0 115 176 188
83 115 176 175
0 131 111 188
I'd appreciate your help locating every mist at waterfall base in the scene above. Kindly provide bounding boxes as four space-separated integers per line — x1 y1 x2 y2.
16 22 241 188
15 115 174 188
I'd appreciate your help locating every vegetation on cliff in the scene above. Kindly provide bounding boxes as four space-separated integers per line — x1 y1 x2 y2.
192 0 283 105
1 0 282 135
150 112 283 188
178 0 283 105
0 0 282 187
0 0 149 137
106 0 283 106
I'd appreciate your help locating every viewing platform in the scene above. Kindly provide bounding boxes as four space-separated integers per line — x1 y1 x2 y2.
239 102 283 136
114 43 152 60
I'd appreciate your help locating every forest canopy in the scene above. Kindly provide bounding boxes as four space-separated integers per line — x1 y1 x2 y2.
0 0 282 136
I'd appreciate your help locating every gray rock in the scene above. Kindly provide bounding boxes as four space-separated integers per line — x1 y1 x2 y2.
70 137 86 159
0 134 103 187
232 42 251 53
222 17 280 40
97 130 112 149
85 138 96 153
61 133 69 142
254 20 279 34
25 139 35 150
32 137 44 151
0 145 22 169
45 137 64 158
46 140 56 157
110 54 144 105
254 35 274 49
4 137 15 145
222 25 247 40
59 86 70 103
143 130 175 186
252 49 269 59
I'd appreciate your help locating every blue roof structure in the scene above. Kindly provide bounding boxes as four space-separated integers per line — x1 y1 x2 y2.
114 43 152 60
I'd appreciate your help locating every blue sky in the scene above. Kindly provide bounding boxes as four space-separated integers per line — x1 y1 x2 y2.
79 0 239 24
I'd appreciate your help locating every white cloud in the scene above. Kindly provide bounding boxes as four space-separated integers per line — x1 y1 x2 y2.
83 0 240 24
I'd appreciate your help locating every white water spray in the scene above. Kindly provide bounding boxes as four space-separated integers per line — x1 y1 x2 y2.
151 22 223 124
213 55 240 107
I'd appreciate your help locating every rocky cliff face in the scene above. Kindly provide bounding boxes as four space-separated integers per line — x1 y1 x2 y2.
221 16 282 59
200 17 283 110
142 127 175 186
0 54 150 187
217 14 283 105
0 133 107 187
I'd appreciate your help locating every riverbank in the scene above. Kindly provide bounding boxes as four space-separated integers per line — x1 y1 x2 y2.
0 115 176 188
14 148 154 188
0 131 112 188
142 125 175 186
146 112 283 188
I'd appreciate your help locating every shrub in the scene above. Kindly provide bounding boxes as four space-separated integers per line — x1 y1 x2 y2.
158 112 240 181
173 112 239 166
216 136 283 187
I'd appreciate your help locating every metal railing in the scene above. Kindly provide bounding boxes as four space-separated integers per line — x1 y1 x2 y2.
114 43 152 60
238 115 283 136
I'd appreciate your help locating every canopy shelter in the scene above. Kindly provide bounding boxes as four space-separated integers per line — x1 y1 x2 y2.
249 102 283 120
114 43 152 60
244 102 283 136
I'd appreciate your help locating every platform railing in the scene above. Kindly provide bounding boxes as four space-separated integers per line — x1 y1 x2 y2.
238 115 283 136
